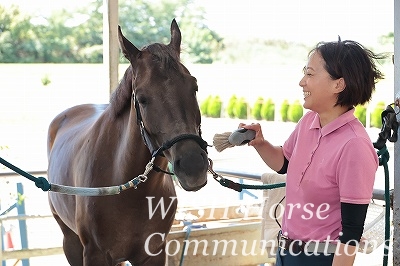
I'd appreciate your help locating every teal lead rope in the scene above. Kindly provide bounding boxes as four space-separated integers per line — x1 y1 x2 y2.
377 145 391 266
0 156 51 191
218 177 286 191
207 160 286 192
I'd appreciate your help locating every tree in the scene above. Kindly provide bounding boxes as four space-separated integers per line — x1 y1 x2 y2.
118 0 223 63
379 32 394 45
0 1 222 63
33 10 78 62
73 0 104 62
0 5 38 62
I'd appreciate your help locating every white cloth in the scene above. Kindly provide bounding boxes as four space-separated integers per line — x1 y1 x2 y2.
260 172 286 258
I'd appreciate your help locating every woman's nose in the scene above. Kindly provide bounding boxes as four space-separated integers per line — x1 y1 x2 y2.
299 76 305 87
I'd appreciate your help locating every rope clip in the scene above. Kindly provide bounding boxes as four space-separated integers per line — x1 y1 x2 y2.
207 158 226 183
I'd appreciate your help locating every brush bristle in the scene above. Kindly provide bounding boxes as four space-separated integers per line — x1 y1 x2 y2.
213 132 234 152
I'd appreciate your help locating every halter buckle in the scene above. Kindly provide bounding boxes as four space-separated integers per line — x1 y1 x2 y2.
137 174 148 183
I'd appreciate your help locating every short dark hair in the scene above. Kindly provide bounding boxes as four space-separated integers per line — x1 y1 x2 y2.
309 40 385 107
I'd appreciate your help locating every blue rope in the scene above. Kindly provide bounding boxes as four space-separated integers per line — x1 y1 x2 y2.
0 156 51 191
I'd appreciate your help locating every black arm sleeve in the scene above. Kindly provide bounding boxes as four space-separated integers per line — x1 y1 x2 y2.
277 156 289 174
339 202 369 246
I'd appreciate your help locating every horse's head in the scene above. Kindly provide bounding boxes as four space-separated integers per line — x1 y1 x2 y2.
117 19 208 191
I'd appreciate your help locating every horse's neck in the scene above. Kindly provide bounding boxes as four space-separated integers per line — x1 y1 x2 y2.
112 109 153 180
106 67 168 183
112 113 169 189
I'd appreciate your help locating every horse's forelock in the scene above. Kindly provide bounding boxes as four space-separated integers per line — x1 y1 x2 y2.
143 43 180 70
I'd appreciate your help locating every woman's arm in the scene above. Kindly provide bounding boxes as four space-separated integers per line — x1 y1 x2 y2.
239 123 285 172
333 203 369 266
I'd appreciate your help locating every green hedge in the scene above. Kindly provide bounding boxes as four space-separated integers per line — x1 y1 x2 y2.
200 95 390 129
226 95 237 118
207 96 222 118
200 95 211 116
354 105 367 127
287 100 303 122
370 101 385 128
251 97 263 120
280 99 290 122
261 98 275 121
200 95 222 117
234 98 248 119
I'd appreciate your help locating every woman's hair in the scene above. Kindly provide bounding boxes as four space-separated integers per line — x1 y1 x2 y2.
309 39 385 107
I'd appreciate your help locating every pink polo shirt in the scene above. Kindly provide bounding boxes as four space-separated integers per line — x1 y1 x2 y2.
281 109 378 241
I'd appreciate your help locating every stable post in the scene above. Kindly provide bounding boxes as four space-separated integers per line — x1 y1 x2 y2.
393 0 400 265
1 221 4 266
16 183 29 266
103 0 119 96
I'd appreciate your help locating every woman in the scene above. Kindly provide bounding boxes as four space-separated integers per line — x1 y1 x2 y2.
240 39 385 265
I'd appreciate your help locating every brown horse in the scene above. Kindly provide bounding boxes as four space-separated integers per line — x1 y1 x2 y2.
47 19 209 265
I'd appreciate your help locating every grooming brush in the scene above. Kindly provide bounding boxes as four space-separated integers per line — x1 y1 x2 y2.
213 128 256 152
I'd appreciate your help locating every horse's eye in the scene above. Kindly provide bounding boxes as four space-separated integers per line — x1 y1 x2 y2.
137 96 148 105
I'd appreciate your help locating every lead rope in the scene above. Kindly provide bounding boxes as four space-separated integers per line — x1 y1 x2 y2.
207 158 286 191
0 156 156 196
376 145 391 266
373 103 397 266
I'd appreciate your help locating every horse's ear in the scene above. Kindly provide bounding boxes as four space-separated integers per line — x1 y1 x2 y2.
118 25 140 62
169 19 181 57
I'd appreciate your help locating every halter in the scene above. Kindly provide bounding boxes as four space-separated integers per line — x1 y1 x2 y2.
134 95 209 159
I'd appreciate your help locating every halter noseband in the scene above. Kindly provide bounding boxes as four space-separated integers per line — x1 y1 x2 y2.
134 96 209 158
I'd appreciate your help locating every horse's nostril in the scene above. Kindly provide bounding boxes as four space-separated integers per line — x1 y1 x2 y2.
175 158 182 170
174 152 207 175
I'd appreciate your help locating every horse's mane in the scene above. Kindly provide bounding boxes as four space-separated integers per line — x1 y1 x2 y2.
109 43 182 117
109 65 133 117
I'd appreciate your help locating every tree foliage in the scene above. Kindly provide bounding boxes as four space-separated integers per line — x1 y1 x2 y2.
0 0 223 63
0 5 38 62
118 0 223 63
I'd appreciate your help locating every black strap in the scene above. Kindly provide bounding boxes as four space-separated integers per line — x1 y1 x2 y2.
152 134 208 158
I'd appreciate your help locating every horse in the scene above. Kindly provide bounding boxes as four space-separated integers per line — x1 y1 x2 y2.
47 19 209 265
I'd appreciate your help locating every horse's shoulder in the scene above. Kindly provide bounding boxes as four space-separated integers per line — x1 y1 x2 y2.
47 104 109 151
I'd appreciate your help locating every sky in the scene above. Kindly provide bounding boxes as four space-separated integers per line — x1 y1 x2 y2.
1 0 394 46
200 0 394 46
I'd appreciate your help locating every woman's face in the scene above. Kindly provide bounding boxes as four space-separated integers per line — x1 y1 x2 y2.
299 51 341 113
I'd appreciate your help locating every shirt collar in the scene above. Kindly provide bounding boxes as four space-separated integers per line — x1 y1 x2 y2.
309 108 357 136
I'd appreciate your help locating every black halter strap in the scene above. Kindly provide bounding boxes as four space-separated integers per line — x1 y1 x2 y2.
151 134 208 158
134 95 209 158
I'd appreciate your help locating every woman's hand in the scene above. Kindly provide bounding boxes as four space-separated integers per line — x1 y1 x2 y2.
238 123 265 147
238 122 285 172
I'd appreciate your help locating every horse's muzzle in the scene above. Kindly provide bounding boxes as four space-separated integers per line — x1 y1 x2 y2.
173 148 208 191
